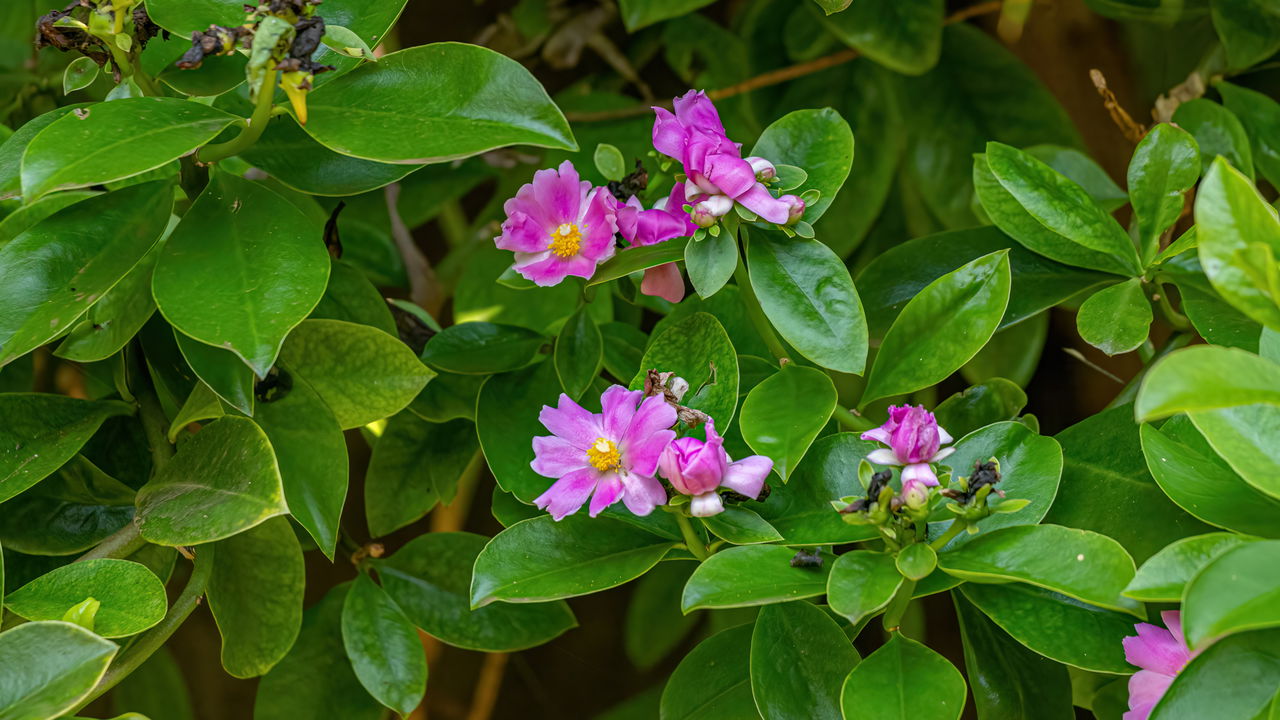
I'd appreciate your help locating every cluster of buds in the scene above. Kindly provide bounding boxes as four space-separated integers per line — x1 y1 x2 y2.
834 459 947 546
940 459 1028 526
37 0 162 82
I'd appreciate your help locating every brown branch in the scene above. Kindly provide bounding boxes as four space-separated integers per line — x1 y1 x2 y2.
1090 68 1146 144
563 1 1004 123
386 183 443 315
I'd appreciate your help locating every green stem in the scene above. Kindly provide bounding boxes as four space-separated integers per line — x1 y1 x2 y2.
1154 285 1192 332
732 249 789 363
880 578 917 632
75 522 145 562
199 74 278 163
437 199 469 248
929 519 966 551
833 404 875 432
673 513 710 561
136 374 174 475
70 546 215 714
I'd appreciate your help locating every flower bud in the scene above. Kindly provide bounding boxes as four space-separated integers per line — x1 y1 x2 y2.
691 195 733 228
745 156 776 182
780 194 805 225
902 477 930 509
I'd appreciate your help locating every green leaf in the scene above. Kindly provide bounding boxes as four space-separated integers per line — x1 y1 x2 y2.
751 601 858 720
471 516 676 607
862 251 1011 404
1193 156 1280 330
1211 0 1280 68
302 44 575 164
62 56 98 94
1136 345 1280 421
20 98 236 200
112 648 195 720
421 322 545 375
1183 540 1280 648
661 624 760 719
897 543 937 581
407 370 484 423
0 456 134 555
278 319 434 429
1218 82 1280 189
600 323 648 383
341 573 426 716
0 190 99 247
739 364 835 482
0 105 86 201
205 518 303 678
0 621 117 719
1167 635 1280 720
938 524 1137 612
1076 278 1153 356
933 379 1028 439
745 230 867 374
241 116 422 197
685 232 738 299
1128 124 1201 261
959 582 1135 674
254 585 383 720
749 108 855 222
589 238 690 288
827 550 903 626
173 330 254 416
0 395 130 505
1124 532 1256 603
1186 404 1280 498
554 309 602 400
593 143 626 182
681 545 829 612
135 416 288 545
840 633 966 720
365 414 476 537
618 0 715 30
954 590 1074 720
624 560 699 670
629 312 739 425
819 0 943 75
321 23 376 61
700 506 782 545
55 243 160 363
153 172 329 375
5 559 164 637
1175 99 1255 177
1140 418 1280 537
0 181 172 366
1027 144 1130 211
477 361 562 503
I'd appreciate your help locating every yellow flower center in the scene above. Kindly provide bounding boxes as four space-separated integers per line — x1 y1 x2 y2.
549 223 583 258
586 437 621 472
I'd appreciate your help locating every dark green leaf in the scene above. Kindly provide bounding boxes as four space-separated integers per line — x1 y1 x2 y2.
624 560 699 670
751 601 858 720
1026 144 1129 211
365 414 476 537
55 244 160 363
1217 81 1280 189
700 506 782 545
749 108 855 221
739 364 835 482
112 648 195 720
422 322 545 375
681 545 829 612
933 379 1028 439
341 573 426 716
1211 0 1280 69
173 330 254 416
600 323 648 383
5 559 165 637
820 0 943 74
242 116 422 197
1174 99 1254 177
477 361 562 503
0 395 130 505
309 260 397 335
685 232 738 299
618 0 715 30
554 309 602 399
0 456 134 556
0 621 117 719
827 550 902 626
660 624 760 719
840 633 966 720
629 312 739 425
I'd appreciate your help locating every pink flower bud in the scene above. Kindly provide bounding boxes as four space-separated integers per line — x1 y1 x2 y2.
745 156 776 181
690 195 733 228
902 476 930 509
657 419 774 517
780 194 805 225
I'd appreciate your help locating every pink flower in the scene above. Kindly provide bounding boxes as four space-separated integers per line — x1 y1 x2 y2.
861 405 955 487
1123 611 1194 720
496 160 619 287
616 184 696 304
657 418 773 517
531 385 677 520
652 90 795 225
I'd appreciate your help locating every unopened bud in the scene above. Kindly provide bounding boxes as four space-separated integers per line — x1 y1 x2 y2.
902 477 929 509
746 156 776 182
780 194 805 225
691 195 733 227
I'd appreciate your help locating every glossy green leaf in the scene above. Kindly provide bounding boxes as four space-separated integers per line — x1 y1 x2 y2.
422 322 545 375
1176 97 1255 177
378 532 575 652
959 582 1135 673
1193 156 1280 330
365 414 476 537
954 590 1074 720
700 506 782 545
0 455 134 556
863 251 1011 404
153 172 329 375
1136 345 1280 421
20 98 236 200
61 57 98 95
744 433 878 545
1218 81 1280 189
820 0 943 74
1182 540 1280 648
840 633 966 720
55 243 160 363
593 143 625 182
827 550 902 626
739 364 835 482
599 322 649 383
278 319 434 429
629 312 739 425
242 116 422 197
135 417 288 545
624 560 699 670
0 105 85 201
254 585 383 720
1212 0 1280 68
589 237 690 288
302 44 575 164
477 360 563 503
5 559 164 638
1140 418 1280 537
938 524 1137 612
750 601 858 720
341 573 426 716
681 545 829 612
660 624 760 720
471 516 675 607
1125 532 1255 603
749 108 854 222
746 230 867 374
1128 124 1200 260
896 543 937 581
174 330 254 416
0 395 130 505
554 309 602 399
1150 628 1280 720
1076 278 1153 356
1186 404 1280 498
0 181 171 366
310 259 396 335
933 378 1028 439
685 232 737 299
618 0 715 29
0 190 99 247
1027 144 1129 211
0 621 117 720
407 370 484 423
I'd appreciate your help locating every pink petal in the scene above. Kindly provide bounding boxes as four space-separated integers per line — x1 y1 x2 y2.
531 435 588 478
534 467 600 521
577 188 619 260
705 154 757 198
722 455 772 498
866 448 901 466
539 394 602 447
588 472 624 517
620 473 667 516
672 90 726 134
496 211 548 253
689 491 724 517
1161 611 1186 649
625 429 676 478
1127 670 1175 717
504 182 555 229
641 263 686 304
861 427 892 444
1124 624 1188 675
600 385 642 439
735 182 791 224
937 426 954 445
532 160 580 224
652 107 687 159
1123 702 1156 720
901 463 939 487
515 252 598 286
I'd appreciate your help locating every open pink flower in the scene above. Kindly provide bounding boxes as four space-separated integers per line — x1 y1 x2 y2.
531 385 677 520
496 160 619 287
862 405 954 487
657 418 773 517
652 90 795 225
616 184 696 303
1123 611 1195 720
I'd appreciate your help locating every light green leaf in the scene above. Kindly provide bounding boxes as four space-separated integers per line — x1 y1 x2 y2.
4 559 165 638
700 506 782 545
739 364 835 482
618 0 715 30
681 545 829 612
840 633 966 720
827 550 902 626
1076 278 1153 356
1124 532 1256 603
593 143 625 182
1135 345 1280 421
0 621 117 720
1128 124 1200 261
1183 540 1280 648
62 57 98 95
685 232 737 299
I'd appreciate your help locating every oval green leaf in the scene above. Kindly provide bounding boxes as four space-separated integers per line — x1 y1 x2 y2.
341 573 426 716
5 559 165 638
660 624 760 720
840 633 966 720
739 364 836 482
628 312 739 426
750 601 859 720
681 544 830 612
0 395 131 505
1076 278 1153 356
1124 532 1255 603
1183 540 1280 649
421 322 545 375
827 550 903 627
0 621 117 720
749 108 855 222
